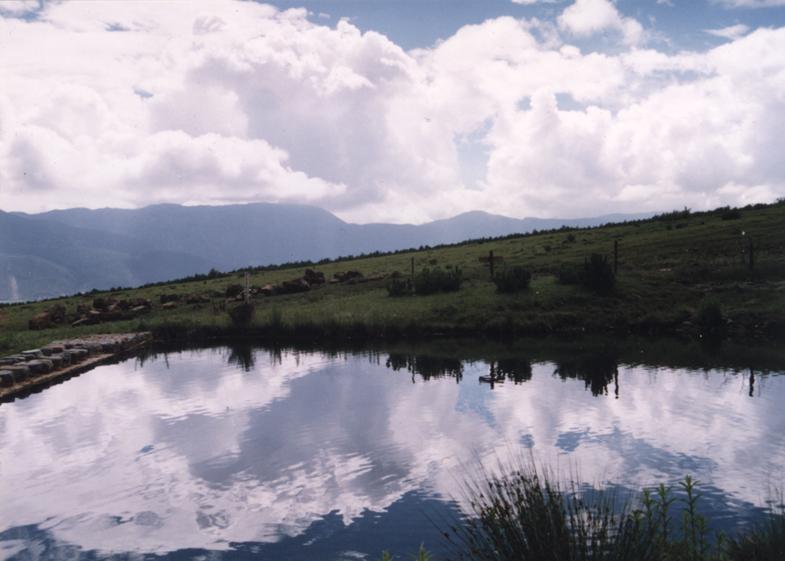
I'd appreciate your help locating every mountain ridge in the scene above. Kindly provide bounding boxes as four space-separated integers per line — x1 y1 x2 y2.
2 203 653 301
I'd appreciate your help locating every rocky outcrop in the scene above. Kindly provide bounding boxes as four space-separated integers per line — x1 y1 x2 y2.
0 333 152 401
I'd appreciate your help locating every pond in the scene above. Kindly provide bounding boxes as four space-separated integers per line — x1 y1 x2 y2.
1 338 784 560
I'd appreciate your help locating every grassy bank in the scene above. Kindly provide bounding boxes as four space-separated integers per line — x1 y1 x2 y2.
2 202 784 354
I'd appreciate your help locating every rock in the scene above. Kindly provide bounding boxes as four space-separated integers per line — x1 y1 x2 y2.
0 356 23 366
304 269 326 285
131 305 150 315
92 297 116 310
42 344 66 355
333 270 364 283
60 352 72 366
27 359 53 375
162 301 178 310
22 349 43 360
48 354 64 369
5 364 31 380
279 278 310 294
29 312 52 330
185 294 210 304
67 348 88 361
159 294 181 304
49 304 67 324
225 284 244 298
71 318 91 328
259 284 276 296
0 371 13 387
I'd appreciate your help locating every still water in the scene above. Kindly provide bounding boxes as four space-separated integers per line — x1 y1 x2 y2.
1 341 784 560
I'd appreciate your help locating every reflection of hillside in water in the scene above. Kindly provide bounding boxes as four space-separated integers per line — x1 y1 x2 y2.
554 352 620 397
385 354 464 382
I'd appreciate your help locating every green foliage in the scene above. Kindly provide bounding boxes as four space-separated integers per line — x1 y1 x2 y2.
387 273 412 297
557 262 583 285
413 267 462 295
227 302 254 327
493 266 532 293
696 299 724 335
446 462 661 561
583 253 615 294
726 505 785 561
445 463 785 561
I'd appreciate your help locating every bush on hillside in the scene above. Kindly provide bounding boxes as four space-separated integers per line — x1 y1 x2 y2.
493 266 532 293
414 267 462 295
386 272 412 297
583 253 615 294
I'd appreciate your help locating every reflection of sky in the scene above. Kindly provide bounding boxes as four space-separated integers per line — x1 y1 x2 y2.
1 349 784 558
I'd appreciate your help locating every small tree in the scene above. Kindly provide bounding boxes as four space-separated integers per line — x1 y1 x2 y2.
582 253 615 294
493 266 532 293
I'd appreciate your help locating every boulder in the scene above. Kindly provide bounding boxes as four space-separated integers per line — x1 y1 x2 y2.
279 278 310 294
59 352 72 366
225 284 244 298
49 304 67 324
92 297 116 310
131 305 150 315
0 371 13 387
0 356 23 366
259 284 276 296
333 270 364 283
304 269 326 285
42 344 65 356
5 364 30 381
21 349 43 360
27 359 53 375
29 312 51 330
159 293 181 304
48 354 64 369
162 301 178 310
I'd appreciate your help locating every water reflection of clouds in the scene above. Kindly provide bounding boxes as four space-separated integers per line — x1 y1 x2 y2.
0 350 783 556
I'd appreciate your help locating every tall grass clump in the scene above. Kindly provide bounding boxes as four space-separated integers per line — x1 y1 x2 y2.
583 253 615 295
414 267 462 295
445 462 660 561
387 272 412 297
696 298 724 336
726 501 785 561
493 266 532 293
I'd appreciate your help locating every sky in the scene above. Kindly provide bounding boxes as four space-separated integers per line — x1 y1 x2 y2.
1 0 785 223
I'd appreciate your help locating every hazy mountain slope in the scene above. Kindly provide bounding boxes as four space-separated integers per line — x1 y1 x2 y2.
7 203 652 300
0 211 210 300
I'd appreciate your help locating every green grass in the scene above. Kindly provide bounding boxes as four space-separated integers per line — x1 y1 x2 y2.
2 202 784 353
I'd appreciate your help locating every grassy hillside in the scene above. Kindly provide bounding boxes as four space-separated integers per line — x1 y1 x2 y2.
1 202 784 353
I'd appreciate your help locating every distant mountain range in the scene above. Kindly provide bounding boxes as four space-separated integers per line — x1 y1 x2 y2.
0 203 652 301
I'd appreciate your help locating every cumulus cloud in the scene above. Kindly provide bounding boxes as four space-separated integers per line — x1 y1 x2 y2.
713 0 785 7
705 23 751 40
0 0 783 222
557 0 644 45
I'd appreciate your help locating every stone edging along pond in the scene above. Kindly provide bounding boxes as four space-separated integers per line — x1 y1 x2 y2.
0 332 152 404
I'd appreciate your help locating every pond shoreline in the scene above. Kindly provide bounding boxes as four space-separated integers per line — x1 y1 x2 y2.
0 333 151 404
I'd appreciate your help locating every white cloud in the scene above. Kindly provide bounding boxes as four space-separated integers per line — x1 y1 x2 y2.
705 23 751 39
0 0 783 222
714 0 785 7
558 0 644 45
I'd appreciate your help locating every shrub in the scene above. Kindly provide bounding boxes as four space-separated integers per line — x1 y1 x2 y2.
721 207 742 220
557 262 582 285
446 461 661 561
582 253 615 294
493 266 532 293
696 298 724 335
227 302 254 327
386 272 412 297
413 267 462 295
